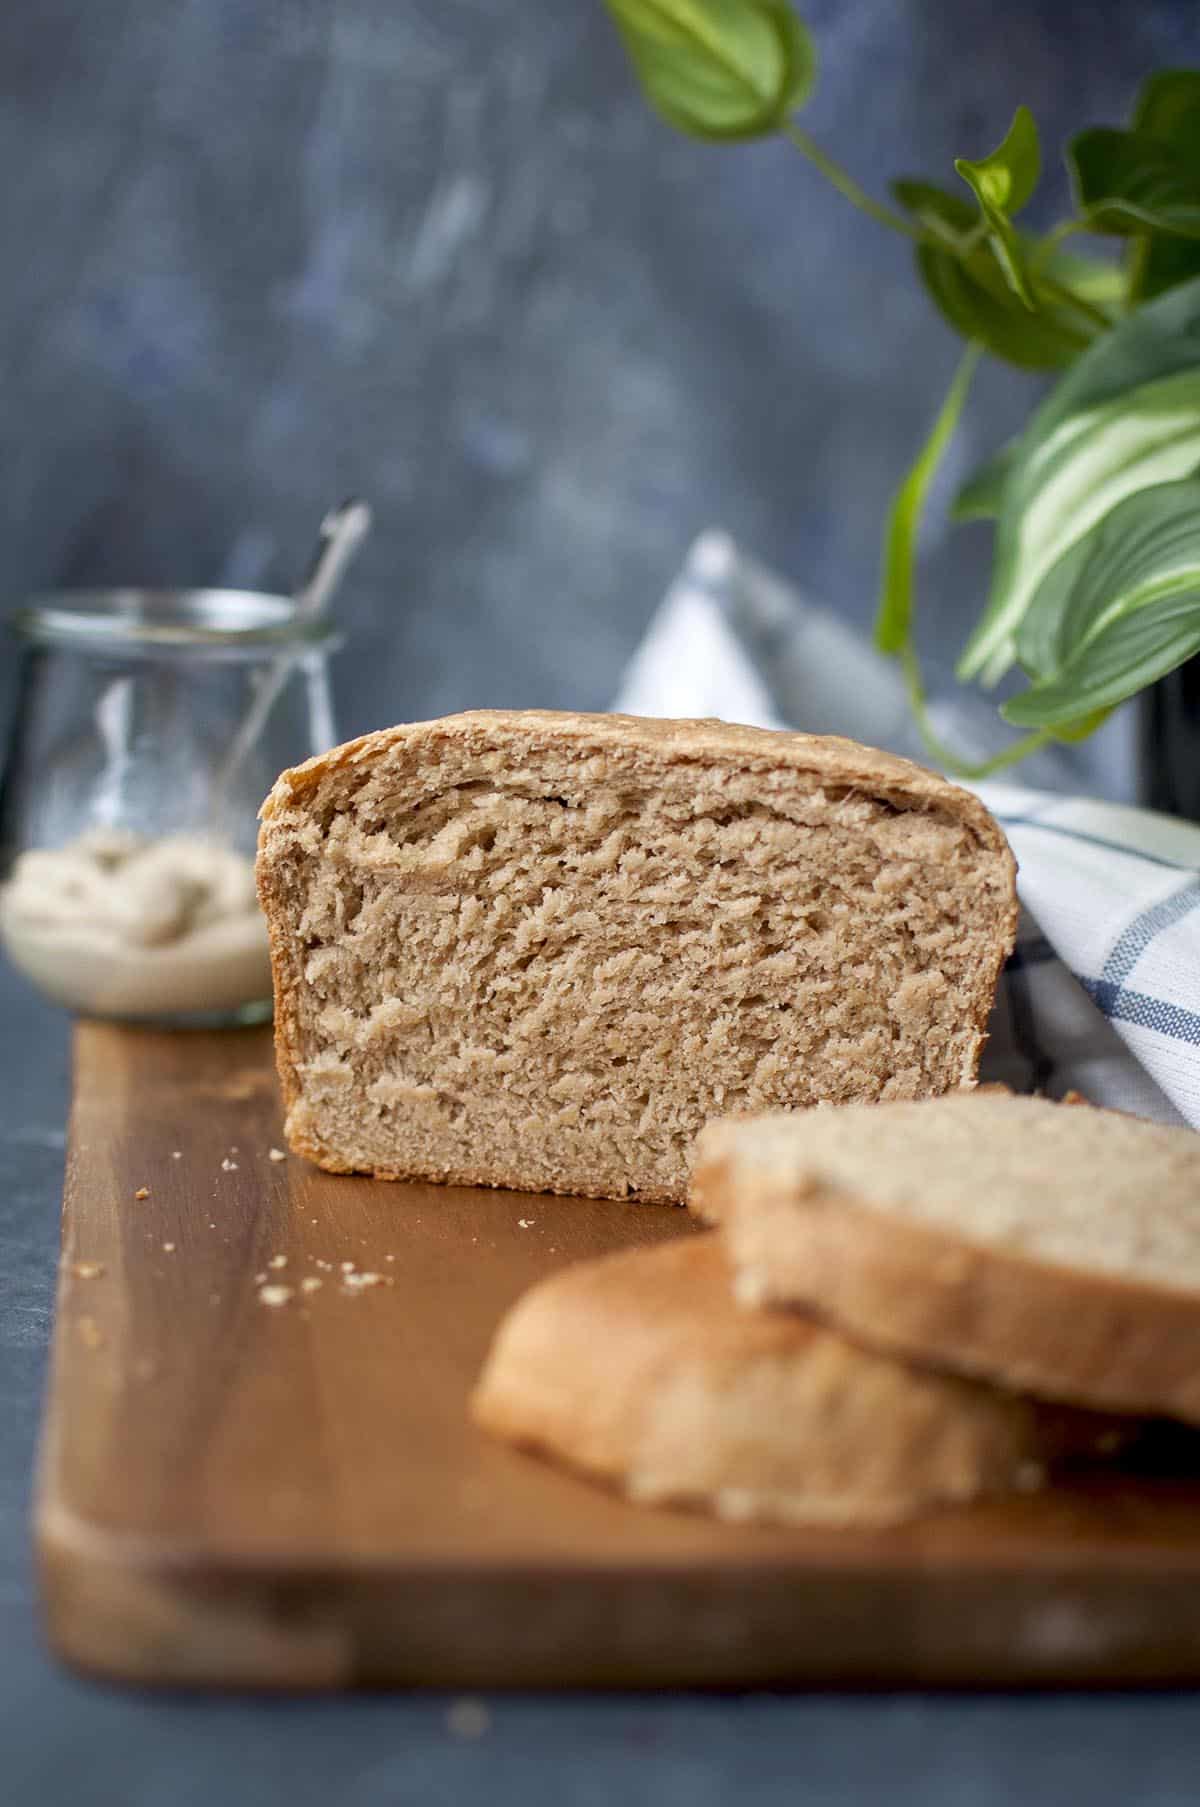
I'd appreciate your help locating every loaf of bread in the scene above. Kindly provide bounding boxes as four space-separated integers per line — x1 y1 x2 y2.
693 1092 1200 1421
472 1235 1124 1527
258 710 1017 1202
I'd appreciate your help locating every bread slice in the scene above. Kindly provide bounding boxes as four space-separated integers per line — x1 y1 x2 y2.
471 1235 1125 1527
693 1092 1200 1421
257 709 1016 1202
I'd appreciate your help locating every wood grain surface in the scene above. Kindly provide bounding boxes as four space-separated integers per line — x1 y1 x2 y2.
33 1023 1200 1689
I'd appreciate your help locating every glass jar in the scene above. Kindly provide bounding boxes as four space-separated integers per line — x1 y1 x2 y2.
0 588 339 1026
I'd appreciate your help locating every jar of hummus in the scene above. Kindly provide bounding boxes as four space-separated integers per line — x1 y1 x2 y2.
0 587 339 1025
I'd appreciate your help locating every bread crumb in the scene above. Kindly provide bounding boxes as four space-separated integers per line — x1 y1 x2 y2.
268 1146 287 1162
71 1261 105 1280
385 1253 395 1262
254 1271 267 1284
134 1187 150 1200
162 1242 176 1254
171 1150 182 1160
77 1316 104 1349
300 1276 322 1295
221 1157 239 1172
342 1270 383 1291
268 1254 288 1270
445 1698 491 1741
258 1284 293 1308
518 1219 534 1229
341 1260 356 1274
314 1259 333 1271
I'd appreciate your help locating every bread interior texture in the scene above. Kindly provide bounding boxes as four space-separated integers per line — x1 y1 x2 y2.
260 715 1014 1201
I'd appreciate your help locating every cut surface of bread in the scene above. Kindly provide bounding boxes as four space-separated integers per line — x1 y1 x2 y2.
693 1092 1200 1421
471 1235 1123 1528
258 710 1016 1202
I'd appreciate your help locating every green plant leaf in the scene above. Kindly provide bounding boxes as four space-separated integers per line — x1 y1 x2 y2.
1135 69 1200 144
874 346 980 655
951 437 1020 520
914 237 1093 369
1004 592 1200 728
892 179 1096 367
891 179 977 248
955 107 1041 306
1120 73 1200 301
956 274 1200 686
1047 245 1126 314
1013 476 1200 688
1132 233 1200 304
1069 127 1200 238
604 0 814 139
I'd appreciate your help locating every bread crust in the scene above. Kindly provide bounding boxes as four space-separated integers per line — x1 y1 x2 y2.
258 711 1017 1197
695 1108 1200 1423
471 1234 1122 1526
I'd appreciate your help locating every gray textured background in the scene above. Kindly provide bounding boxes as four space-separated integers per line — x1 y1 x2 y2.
6 2 1200 1801
0 0 1194 740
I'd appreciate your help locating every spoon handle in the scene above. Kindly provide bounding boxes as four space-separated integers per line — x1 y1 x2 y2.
294 499 373 620
208 500 372 833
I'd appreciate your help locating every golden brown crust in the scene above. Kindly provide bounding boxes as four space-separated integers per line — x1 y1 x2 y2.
471 1235 1123 1527
695 1108 1200 1424
258 710 1017 1197
262 708 1013 846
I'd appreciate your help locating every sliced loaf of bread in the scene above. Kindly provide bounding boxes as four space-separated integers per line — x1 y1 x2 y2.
693 1092 1200 1420
257 710 1016 1202
471 1234 1124 1527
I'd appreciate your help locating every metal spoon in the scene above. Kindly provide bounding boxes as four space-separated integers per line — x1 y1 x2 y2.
209 499 372 829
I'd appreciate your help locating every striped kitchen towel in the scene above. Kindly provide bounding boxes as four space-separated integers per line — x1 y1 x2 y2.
614 532 1196 1127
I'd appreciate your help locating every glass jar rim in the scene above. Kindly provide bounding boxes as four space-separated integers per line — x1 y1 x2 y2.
10 587 341 651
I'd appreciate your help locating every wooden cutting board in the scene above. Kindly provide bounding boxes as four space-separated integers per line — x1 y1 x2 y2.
34 1023 1200 1689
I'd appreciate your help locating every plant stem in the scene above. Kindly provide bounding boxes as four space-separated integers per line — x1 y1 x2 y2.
900 644 1054 779
783 122 922 240
1029 217 1088 274
1031 271 1112 332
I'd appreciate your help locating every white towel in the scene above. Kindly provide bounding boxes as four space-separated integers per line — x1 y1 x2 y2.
613 533 1191 1127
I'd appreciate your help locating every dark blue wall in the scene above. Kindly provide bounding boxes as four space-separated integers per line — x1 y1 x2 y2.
0 0 1193 739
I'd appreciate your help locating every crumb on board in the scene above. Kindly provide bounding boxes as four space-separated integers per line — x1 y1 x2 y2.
300 1276 322 1295
268 1147 287 1163
220 1157 239 1172
445 1698 491 1741
77 1316 104 1350
385 1253 395 1262
171 1150 182 1160
341 1271 384 1292
268 1255 288 1270
254 1271 267 1284
134 1187 150 1200
518 1219 534 1229
341 1260 356 1274
258 1284 293 1308
162 1242 176 1254
314 1258 332 1271
70 1261 104 1280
